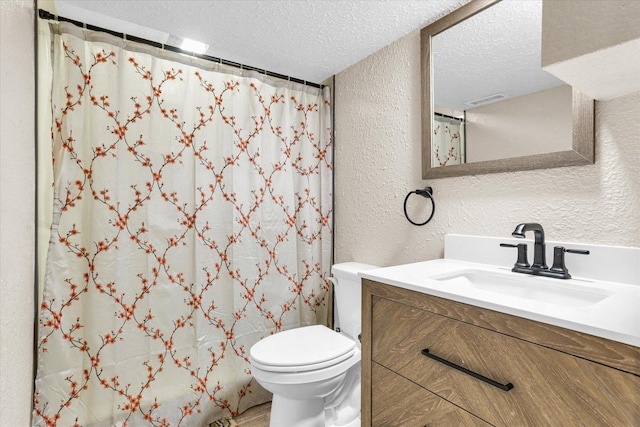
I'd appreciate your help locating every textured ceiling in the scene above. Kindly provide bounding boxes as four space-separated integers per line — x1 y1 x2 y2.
54 0 468 84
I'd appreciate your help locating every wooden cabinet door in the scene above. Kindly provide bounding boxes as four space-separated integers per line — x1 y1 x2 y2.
371 296 640 426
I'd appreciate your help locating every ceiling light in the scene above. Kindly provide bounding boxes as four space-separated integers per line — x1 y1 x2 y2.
180 38 209 54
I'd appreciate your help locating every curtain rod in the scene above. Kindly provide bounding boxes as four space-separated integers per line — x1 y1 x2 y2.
434 112 465 122
38 9 325 89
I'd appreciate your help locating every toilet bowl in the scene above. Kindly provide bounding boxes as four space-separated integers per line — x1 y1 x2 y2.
249 263 378 427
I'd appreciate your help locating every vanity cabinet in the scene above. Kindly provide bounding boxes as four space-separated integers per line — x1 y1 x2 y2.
362 279 640 426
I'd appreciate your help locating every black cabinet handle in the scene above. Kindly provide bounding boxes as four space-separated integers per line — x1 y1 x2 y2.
421 349 514 392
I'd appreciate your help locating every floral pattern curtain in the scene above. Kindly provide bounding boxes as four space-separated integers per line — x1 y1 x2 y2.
34 23 332 426
432 116 465 167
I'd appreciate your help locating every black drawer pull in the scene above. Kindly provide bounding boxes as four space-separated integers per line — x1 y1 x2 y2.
421 348 514 392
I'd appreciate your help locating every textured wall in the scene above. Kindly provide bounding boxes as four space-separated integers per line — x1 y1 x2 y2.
334 30 640 268
0 0 35 425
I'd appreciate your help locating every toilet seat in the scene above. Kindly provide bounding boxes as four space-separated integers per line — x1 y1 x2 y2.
250 325 356 373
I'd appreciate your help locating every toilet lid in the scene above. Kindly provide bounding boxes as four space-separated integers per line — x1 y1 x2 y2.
250 325 356 371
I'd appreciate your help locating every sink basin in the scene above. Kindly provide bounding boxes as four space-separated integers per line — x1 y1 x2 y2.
431 269 614 307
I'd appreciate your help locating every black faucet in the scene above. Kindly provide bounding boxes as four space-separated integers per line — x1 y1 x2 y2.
503 223 590 279
512 223 547 270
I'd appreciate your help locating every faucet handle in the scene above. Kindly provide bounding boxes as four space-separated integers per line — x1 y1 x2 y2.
565 248 590 255
500 243 530 270
549 246 590 279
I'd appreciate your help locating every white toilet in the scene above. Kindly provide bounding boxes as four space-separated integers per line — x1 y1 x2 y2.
249 262 378 427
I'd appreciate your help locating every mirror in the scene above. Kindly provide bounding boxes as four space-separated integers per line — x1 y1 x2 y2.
421 0 594 179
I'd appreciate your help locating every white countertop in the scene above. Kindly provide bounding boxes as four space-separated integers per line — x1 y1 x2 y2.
360 258 640 348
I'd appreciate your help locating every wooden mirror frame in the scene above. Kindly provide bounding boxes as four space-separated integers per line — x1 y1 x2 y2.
421 0 595 179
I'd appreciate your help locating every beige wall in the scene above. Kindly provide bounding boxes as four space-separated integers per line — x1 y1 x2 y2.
334 29 640 267
465 85 573 163
0 0 36 425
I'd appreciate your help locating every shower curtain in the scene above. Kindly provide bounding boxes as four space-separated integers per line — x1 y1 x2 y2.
432 116 465 167
34 22 332 426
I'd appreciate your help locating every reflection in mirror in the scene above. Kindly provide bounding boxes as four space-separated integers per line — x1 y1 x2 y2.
421 0 595 178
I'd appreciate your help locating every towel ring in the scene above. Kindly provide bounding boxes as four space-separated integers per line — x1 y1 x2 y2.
404 187 435 226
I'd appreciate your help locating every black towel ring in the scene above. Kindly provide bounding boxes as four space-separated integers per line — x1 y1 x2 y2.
404 187 435 226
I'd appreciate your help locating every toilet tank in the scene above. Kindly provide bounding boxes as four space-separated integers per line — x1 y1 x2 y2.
331 262 378 340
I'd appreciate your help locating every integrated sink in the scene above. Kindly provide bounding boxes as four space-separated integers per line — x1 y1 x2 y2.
431 269 614 308
360 235 640 347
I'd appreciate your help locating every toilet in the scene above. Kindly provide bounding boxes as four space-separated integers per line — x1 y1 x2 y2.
249 262 378 427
